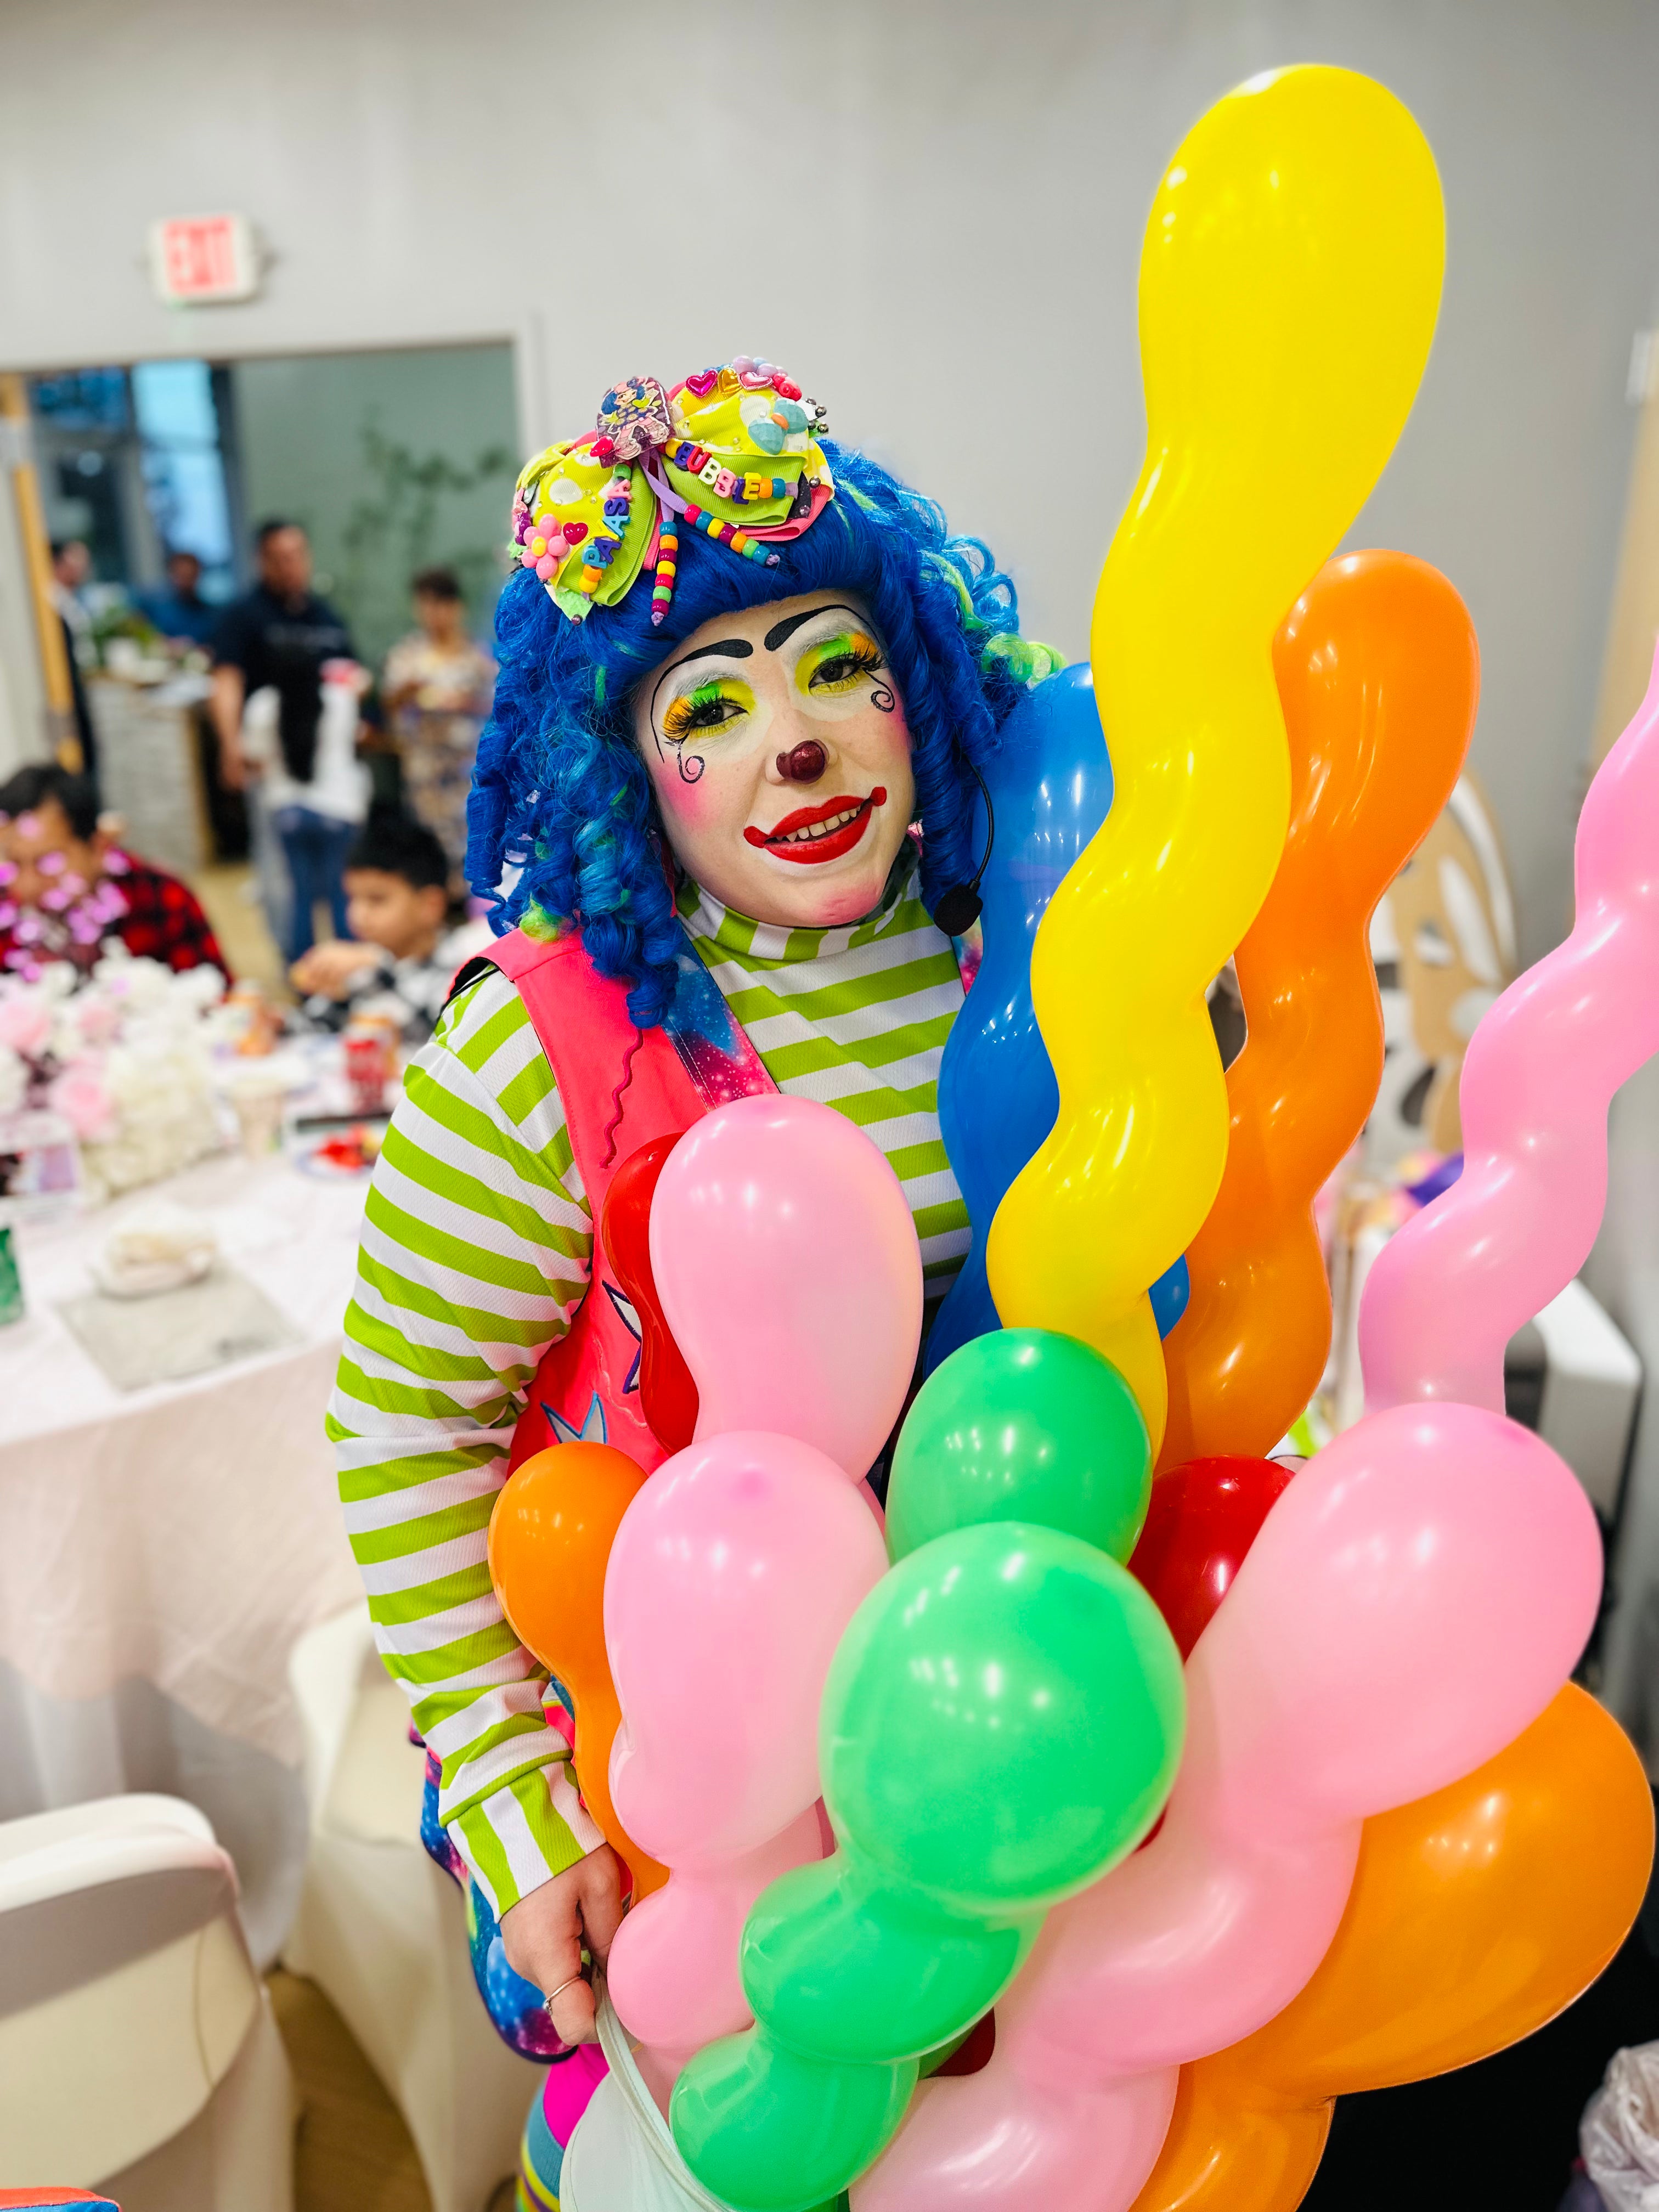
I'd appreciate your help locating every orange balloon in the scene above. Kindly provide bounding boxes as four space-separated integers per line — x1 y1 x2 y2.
1131 1685 1654 2211
1160 552 1477 1469
487 1441 668 1897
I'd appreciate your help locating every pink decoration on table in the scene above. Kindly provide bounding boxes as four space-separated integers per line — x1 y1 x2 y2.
1361 640 1659 1413
855 1401 1602 2212
648 1095 923 1481
69 994 120 1045
0 993 54 1057
605 1429 888 2100
48 1063 116 1144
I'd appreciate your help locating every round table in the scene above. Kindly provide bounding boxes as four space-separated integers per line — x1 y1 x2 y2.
0 1145 369 1962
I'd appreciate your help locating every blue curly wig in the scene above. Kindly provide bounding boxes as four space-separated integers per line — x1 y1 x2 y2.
467 439 1059 1026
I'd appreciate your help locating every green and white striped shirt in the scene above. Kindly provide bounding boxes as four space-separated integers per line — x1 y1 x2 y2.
328 857 969 1915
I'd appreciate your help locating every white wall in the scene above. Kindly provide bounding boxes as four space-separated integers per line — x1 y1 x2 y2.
2 0 1657 963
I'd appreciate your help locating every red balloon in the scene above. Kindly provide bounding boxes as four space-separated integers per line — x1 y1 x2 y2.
1129 1455 1295 1658
601 1135 699 1455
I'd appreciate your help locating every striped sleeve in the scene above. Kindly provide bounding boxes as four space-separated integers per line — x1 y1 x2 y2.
326 967 605 1916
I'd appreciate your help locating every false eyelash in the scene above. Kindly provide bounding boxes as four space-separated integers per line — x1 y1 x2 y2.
808 637 886 689
662 682 746 740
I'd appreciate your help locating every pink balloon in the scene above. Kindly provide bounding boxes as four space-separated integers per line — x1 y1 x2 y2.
614 1809 824 2112
605 1430 889 2087
649 1096 923 1478
1361 640 1659 1412
855 1402 1602 2211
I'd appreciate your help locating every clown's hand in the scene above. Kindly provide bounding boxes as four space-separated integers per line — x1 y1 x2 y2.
500 1844 624 2045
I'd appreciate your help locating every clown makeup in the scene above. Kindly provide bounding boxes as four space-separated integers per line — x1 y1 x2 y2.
634 592 915 929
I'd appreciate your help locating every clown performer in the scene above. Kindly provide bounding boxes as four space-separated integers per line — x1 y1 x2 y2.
328 362 1064 2064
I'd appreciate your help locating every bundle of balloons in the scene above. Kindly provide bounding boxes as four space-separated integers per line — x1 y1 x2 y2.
487 63 1659 2212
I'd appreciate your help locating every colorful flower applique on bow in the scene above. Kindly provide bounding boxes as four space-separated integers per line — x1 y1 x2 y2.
509 358 834 626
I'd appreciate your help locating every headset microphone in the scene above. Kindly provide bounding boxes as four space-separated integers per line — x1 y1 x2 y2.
932 756 995 938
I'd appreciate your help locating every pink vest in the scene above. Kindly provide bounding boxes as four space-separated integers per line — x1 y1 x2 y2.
488 927 773 1475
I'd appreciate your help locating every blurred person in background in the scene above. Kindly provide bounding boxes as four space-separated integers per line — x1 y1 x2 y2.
48 538 98 775
380 565 494 885
290 808 487 1040
49 538 92 652
135 548 218 650
211 518 366 958
143 548 245 862
238 659 370 961
0 764 226 977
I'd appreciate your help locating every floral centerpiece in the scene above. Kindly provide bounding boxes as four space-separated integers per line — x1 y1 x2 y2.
0 950 228 1205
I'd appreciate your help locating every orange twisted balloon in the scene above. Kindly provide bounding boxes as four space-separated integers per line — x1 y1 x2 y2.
1130 1685 1652 2211
1159 552 1477 1470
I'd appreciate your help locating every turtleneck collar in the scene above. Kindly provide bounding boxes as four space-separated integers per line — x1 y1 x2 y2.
678 840 926 964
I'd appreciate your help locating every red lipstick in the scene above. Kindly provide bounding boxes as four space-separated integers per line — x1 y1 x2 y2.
743 788 887 866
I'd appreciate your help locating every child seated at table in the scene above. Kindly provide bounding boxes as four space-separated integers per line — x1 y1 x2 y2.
290 808 487 1040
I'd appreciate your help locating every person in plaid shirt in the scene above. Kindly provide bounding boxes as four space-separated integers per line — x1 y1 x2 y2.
0 765 228 980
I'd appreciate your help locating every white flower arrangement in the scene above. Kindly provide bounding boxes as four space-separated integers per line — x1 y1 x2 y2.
0 950 228 1206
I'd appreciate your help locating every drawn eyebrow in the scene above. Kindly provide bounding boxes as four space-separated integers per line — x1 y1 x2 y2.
764 602 864 653
651 639 754 729
676 638 754 666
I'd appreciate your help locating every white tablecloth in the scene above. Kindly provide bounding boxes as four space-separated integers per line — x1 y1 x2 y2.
0 1147 369 1961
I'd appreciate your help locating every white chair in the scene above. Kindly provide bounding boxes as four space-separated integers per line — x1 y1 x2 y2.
0 1792 294 2209
282 1602 544 2212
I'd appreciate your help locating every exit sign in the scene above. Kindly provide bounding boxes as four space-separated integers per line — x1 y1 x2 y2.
147 214 260 305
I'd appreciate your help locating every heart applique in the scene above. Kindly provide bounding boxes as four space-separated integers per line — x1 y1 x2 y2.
684 370 719 398
562 520 589 546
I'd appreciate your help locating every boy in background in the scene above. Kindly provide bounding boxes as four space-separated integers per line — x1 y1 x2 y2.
290 809 487 1039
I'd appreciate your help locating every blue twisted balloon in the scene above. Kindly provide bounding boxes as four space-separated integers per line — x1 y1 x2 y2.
932 667 1188 1372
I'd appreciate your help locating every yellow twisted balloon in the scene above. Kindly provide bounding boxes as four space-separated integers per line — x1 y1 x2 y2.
987 65 1444 1449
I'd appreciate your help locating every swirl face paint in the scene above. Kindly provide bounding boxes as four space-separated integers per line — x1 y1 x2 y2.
635 592 913 928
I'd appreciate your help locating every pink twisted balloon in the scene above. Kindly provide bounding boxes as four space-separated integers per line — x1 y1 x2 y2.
1361 641 1659 1410
605 1431 887 2106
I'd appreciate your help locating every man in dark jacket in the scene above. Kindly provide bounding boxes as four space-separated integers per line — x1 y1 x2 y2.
208 519 357 791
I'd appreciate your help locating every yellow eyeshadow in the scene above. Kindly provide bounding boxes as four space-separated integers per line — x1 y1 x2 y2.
798 630 884 693
661 676 753 740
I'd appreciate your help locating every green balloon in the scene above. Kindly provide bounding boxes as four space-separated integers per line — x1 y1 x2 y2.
672 1522 1186 2207
887 1328 1152 1564
824 1519 1185 1911
739 1855 1032 2062
670 2032 916 2212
